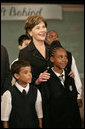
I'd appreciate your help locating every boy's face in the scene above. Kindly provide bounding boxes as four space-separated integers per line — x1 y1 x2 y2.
15 66 32 87
50 48 68 70
19 39 31 50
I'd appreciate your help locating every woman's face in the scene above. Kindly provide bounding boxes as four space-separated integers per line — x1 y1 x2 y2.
29 22 47 42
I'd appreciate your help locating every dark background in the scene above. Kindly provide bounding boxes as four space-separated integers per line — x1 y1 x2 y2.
1 0 84 4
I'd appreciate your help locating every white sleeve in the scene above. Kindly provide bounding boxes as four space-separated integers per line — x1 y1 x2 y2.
71 56 82 99
1 90 12 121
35 89 43 119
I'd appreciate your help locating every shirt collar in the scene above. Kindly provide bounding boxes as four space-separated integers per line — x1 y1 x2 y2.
52 67 65 77
15 82 29 93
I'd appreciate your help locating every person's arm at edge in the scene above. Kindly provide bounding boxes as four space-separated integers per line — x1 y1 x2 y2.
39 118 42 128
35 89 43 128
71 56 83 108
1 91 12 128
3 121 9 128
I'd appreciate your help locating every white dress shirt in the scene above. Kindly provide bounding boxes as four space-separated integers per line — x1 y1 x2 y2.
71 56 82 99
1 82 43 121
52 68 65 86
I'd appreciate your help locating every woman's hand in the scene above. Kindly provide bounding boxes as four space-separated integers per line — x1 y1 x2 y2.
68 71 74 78
35 70 50 85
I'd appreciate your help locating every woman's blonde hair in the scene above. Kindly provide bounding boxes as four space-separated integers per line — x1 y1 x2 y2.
24 15 47 34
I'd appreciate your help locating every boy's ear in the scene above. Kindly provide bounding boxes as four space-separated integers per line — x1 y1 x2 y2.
14 73 19 80
50 56 54 63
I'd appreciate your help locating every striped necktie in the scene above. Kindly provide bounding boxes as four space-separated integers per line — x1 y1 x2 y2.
59 74 64 83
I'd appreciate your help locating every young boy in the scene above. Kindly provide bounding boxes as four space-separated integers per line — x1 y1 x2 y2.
18 34 31 50
1 60 43 128
11 34 31 65
41 41 81 128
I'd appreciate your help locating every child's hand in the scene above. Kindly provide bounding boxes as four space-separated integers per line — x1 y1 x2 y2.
35 70 50 85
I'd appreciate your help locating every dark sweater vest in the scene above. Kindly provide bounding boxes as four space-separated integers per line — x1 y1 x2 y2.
41 69 81 128
8 85 39 128
48 69 81 128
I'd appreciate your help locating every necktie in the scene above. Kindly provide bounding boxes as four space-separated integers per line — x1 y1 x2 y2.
59 74 64 83
22 89 26 95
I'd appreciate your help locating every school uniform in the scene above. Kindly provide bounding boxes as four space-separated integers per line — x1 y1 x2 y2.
1 82 43 128
40 68 81 128
49 41 82 99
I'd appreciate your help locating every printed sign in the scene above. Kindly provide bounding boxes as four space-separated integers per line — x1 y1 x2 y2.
1 4 62 20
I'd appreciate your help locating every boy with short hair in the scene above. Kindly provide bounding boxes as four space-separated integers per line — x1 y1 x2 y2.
1 60 43 128
18 34 31 50
11 34 31 65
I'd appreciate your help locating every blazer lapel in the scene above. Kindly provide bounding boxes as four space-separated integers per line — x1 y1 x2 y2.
30 41 49 61
49 69 65 88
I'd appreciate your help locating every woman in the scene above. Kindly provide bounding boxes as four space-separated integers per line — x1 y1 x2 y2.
19 15 50 86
